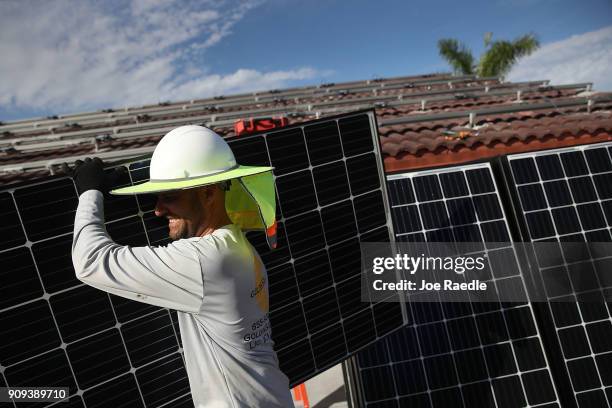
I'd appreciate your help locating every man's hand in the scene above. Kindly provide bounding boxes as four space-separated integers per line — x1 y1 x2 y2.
60 157 125 196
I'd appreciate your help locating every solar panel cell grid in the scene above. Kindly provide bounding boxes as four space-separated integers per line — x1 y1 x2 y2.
356 162 560 408
49 286 116 343
303 121 344 165
1 300 62 366
13 179 78 242
1 247 42 310
5 349 78 408
66 328 131 389
0 111 401 406
33 235 81 293
507 141 612 408
135 354 191 407
82 374 144 408
0 192 26 251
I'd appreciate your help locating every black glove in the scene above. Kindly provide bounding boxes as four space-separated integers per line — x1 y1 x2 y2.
60 157 125 196
76 157 105 194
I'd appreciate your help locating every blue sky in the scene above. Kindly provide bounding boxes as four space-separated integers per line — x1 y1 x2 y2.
0 0 610 122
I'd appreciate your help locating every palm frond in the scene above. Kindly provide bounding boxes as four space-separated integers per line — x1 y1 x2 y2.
437 39 475 75
478 34 539 78
512 34 540 58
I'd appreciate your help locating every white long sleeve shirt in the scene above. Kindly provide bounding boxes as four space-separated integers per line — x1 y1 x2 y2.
72 190 293 408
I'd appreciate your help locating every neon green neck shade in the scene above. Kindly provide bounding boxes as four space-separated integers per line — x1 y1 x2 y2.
225 170 277 249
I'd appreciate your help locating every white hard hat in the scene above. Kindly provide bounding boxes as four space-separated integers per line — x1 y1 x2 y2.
150 125 237 181
111 125 272 194
110 124 278 249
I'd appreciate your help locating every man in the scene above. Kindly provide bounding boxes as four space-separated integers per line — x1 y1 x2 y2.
68 125 293 408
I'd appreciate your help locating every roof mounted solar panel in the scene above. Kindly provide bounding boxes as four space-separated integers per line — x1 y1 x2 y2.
0 110 405 406
505 141 612 408
352 162 561 408
380 94 612 126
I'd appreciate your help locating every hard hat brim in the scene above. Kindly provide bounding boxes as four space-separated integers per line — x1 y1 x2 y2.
110 165 273 195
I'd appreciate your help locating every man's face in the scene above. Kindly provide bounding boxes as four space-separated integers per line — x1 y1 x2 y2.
154 189 205 240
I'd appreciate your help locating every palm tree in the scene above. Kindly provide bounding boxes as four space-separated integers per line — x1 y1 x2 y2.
438 33 539 78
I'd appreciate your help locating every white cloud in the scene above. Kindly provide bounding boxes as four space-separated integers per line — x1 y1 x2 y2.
0 0 325 114
507 26 612 91
168 67 322 98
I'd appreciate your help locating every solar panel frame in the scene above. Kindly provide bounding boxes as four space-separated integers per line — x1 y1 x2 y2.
0 109 408 406
351 161 563 408
225 110 407 385
504 141 612 408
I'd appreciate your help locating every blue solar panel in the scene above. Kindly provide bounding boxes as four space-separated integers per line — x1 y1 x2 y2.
507 141 612 408
0 111 404 406
354 162 561 408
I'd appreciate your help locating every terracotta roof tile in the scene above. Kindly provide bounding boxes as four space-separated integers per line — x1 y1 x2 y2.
0 169 50 186
0 144 95 165
381 106 612 172
379 108 612 157
0 74 606 186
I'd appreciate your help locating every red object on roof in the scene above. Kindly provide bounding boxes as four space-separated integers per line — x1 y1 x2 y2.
234 117 289 136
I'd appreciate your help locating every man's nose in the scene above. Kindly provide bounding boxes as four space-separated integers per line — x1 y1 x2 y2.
154 197 166 217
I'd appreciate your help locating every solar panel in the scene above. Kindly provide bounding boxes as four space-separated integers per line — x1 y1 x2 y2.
506 141 612 408
0 110 405 406
353 162 561 408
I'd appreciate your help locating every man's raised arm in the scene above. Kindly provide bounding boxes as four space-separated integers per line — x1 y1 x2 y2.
67 159 204 313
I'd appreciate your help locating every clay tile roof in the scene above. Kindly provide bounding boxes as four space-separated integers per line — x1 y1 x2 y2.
0 74 608 186
381 105 612 172
0 143 95 165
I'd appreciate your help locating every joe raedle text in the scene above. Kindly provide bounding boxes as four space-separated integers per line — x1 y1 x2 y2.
372 279 487 292
367 252 490 298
